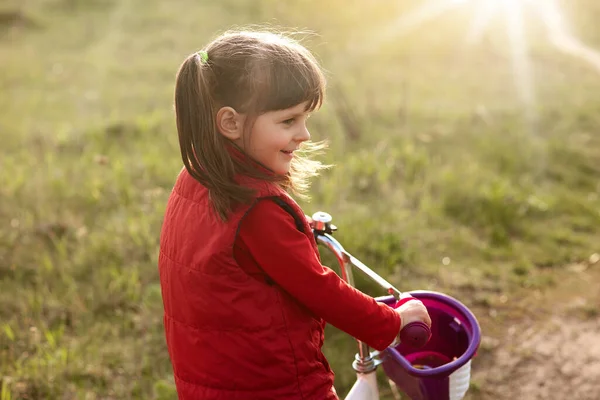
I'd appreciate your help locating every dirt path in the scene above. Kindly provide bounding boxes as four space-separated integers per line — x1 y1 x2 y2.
470 259 600 400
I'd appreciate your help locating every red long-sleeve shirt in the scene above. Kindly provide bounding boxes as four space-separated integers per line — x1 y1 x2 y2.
233 199 401 351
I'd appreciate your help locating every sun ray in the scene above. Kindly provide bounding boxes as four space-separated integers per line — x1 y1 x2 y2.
504 0 536 122
375 0 464 43
535 0 600 73
465 0 500 45
351 0 600 126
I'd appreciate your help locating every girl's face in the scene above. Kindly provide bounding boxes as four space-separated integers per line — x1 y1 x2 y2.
238 101 312 175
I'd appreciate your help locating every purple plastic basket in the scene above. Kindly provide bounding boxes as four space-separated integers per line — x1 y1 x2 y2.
377 291 481 400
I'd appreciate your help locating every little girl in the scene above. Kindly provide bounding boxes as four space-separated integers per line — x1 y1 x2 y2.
158 30 431 400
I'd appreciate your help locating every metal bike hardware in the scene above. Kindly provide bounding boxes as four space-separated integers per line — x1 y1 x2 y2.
311 212 403 299
312 211 402 373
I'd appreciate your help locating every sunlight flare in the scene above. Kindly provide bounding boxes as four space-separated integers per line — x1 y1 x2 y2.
504 0 536 122
378 0 464 40
379 0 600 123
464 0 498 44
535 0 600 72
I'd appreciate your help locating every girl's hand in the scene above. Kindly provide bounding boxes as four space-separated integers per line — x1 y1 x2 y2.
305 214 314 229
395 298 432 331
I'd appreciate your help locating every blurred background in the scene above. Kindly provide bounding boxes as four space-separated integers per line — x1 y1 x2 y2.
1 0 599 399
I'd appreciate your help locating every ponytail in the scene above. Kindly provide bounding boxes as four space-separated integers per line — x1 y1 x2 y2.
174 53 254 220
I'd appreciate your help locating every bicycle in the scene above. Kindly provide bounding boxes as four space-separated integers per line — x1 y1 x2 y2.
311 212 482 400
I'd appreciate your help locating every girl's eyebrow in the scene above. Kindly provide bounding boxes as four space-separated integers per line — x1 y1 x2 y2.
284 110 310 118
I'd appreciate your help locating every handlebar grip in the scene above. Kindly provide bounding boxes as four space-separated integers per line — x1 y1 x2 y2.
394 296 432 348
399 321 431 348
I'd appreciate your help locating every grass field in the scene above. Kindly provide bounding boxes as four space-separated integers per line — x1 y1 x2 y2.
1 0 599 399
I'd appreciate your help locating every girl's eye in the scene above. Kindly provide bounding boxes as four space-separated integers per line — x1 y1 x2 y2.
282 118 295 125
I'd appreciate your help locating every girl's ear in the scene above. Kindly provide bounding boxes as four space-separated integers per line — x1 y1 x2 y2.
216 106 244 140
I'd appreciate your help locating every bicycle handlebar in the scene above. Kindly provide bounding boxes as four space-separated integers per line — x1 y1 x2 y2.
393 297 432 349
316 232 402 297
401 322 431 348
312 212 431 349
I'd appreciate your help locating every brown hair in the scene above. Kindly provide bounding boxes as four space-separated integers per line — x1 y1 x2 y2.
174 29 328 220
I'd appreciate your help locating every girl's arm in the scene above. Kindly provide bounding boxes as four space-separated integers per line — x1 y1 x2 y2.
235 199 401 351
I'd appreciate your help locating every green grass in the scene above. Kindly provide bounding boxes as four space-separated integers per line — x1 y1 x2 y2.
1 0 600 398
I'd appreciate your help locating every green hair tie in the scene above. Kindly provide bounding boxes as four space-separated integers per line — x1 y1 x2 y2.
197 50 209 64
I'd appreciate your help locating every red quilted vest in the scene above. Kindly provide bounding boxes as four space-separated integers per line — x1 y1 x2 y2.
158 169 337 399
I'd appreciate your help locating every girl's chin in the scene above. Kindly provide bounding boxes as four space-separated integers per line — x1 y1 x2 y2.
273 169 290 176
273 165 291 175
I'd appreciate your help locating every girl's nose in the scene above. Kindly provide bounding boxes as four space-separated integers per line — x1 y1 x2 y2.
297 125 311 142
